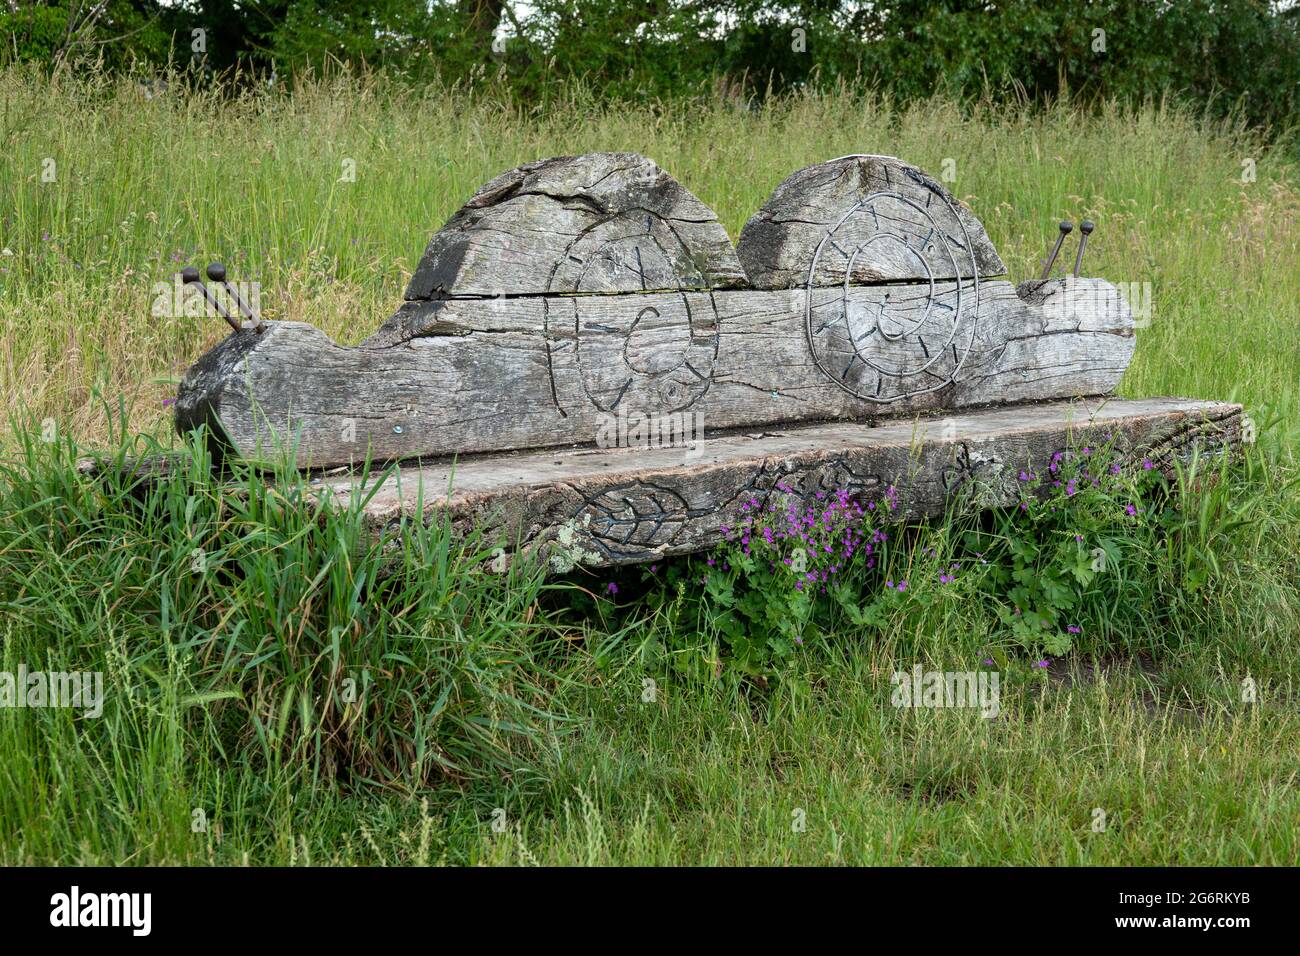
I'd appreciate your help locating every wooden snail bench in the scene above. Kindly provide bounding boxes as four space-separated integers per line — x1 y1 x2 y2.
168 153 1242 571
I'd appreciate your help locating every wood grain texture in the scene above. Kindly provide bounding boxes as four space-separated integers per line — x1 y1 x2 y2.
176 153 1152 472
313 397 1243 570
736 155 1006 289
400 152 747 300
175 276 1134 468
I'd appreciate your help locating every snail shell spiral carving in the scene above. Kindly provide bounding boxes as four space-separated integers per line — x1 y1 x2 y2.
805 189 982 404
547 211 720 413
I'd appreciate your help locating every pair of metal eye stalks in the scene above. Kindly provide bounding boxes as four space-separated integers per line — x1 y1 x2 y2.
1040 219 1095 280
180 262 265 334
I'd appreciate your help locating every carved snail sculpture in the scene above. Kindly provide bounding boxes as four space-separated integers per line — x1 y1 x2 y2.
176 153 1134 469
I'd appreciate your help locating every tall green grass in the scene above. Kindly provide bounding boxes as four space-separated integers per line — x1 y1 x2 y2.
0 405 577 860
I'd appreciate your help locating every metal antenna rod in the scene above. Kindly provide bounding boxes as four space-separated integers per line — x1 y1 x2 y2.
1040 220 1073 280
1072 220 1095 277
206 262 264 331
181 266 241 333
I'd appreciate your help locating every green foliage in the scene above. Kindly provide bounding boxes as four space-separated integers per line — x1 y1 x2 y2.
673 486 893 670
0 1 172 69
0 4 69 64
619 436 1271 673
979 442 1164 656
268 1 470 77
0 404 567 791
849 0 1300 129
3 1 1297 128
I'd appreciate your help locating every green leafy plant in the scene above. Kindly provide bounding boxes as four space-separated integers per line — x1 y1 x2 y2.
640 437 1226 671
974 441 1163 655
642 483 899 672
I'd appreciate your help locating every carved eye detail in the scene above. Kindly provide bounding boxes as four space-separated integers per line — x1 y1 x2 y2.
804 190 982 404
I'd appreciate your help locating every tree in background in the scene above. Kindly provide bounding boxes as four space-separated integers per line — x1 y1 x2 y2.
1 0 173 67
1 0 1296 128
847 0 1300 126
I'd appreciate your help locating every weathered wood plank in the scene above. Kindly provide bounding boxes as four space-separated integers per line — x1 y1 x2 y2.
176 152 1153 473
736 155 1006 289
401 152 746 300
315 397 1243 570
176 277 1134 468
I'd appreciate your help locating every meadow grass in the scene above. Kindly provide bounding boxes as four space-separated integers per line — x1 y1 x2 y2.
0 68 1298 865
